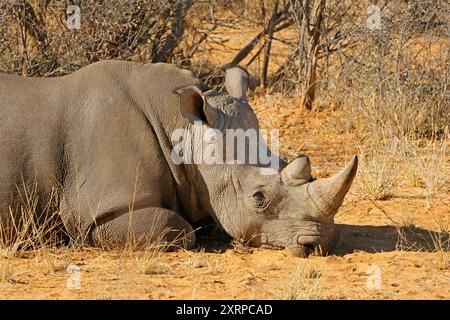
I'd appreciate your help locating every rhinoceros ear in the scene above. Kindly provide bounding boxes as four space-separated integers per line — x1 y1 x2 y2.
225 67 248 101
175 85 219 127
281 155 312 185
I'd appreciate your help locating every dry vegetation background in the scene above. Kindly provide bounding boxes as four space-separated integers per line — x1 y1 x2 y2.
0 0 449 299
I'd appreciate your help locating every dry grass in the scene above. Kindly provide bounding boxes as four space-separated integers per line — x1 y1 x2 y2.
133 230 182 276
185 248 209 268
431 242 449 271
282 262 323 300
413 140 448 206
429 214 450 270
397 211 416 230
0 255 18 284
136 246 171 276
0 182 63 258
133 226 178 276
357 150 400 201
185 250 222 274
35 250 72 273
231 239 254 255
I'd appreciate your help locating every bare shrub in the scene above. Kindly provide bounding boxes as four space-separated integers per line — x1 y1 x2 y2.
324 0 449 139
0 0 230 76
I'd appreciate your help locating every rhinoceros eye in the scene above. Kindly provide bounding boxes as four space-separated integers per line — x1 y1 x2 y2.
252 191 268 208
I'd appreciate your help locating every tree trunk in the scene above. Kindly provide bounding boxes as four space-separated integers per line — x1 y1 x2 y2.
155 1 193 62
300 0 325 110
261 0 279 89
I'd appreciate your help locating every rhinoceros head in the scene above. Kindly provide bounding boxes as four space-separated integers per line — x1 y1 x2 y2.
223 154 358 257
174 67 357 257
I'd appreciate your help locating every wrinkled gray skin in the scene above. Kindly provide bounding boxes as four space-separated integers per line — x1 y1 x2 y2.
0 61 357 257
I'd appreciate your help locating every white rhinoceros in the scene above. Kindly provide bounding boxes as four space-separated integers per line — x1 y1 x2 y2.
0 61 357 257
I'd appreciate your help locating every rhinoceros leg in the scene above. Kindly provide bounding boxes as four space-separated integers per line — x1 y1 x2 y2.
90 207 196 250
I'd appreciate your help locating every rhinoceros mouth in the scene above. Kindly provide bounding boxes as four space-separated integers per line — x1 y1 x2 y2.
260 242 323 258
288 244 323 257
260 243 285 250
290 234 322 257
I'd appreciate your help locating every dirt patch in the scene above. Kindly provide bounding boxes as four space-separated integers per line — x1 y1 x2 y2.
0 244 448 299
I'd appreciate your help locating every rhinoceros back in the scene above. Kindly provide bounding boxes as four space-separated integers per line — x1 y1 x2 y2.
0 61 202 234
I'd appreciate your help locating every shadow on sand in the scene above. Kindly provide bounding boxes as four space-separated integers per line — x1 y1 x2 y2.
332 224 449 256
193 218 449 255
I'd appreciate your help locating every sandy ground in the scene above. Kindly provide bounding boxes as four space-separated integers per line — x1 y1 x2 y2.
0 248 448 299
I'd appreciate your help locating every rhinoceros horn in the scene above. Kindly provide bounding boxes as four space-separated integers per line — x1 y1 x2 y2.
308 155 358 217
